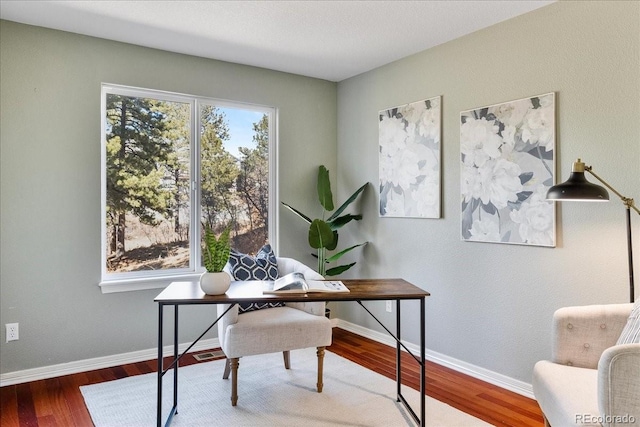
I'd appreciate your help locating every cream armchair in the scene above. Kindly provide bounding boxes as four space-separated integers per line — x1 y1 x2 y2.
532 304 640 427
217 257 332 406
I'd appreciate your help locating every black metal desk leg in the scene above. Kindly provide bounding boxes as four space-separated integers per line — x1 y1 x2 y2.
157 304 163 427
420 297 426 427
157 302 234 426
173 305 179 414
396 299 401 401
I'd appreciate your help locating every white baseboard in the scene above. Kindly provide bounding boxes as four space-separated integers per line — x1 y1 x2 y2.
0 338 220 387
335 319 534 399
1 319 534 399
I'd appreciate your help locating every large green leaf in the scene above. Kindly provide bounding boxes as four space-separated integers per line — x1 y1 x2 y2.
327 183 367 222
308 219 334 249
281 202 312 224
329 214 363 230
316 166 334 212
325 242 368 263
326 231 339 251
326 263 356 276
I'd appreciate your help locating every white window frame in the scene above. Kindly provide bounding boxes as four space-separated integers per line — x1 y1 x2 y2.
99 83 278 293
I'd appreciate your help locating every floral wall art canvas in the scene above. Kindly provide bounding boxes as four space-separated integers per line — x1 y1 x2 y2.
460 93 555 247
379 96 441 218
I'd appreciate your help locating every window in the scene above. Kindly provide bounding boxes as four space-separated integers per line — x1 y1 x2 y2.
100 84 277 292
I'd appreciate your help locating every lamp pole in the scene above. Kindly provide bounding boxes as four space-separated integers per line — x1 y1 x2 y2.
584 166 638 303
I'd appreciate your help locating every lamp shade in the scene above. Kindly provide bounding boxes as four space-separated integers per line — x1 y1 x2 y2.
546 172 610 201
546 159 610 201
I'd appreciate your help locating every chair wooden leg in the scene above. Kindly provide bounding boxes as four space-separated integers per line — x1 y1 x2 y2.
223 358 231 379
283 350 290 369
316 346 325 393
230 358 239 406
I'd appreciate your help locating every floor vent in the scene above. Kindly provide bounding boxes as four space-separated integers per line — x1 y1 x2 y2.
193 350 225 362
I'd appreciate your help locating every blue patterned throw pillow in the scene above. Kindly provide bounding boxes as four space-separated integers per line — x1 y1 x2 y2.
228 244 283 313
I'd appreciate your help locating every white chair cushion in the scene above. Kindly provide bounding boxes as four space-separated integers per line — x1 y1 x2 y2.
221 306 332 358
532 360 600 426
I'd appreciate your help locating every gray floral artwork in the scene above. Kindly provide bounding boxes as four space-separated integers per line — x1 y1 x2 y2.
460 93 555 247
379 96 441 218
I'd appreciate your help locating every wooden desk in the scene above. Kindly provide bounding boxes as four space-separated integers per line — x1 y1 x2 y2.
155 279 430 426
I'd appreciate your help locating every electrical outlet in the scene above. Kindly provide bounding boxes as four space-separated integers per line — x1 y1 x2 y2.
385 301 392 313
6 323 19 342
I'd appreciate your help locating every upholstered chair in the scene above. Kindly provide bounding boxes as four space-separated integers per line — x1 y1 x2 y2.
532 303 640 427
217 257 333 406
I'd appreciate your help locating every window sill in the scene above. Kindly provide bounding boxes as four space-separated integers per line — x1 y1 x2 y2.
99 273 203 294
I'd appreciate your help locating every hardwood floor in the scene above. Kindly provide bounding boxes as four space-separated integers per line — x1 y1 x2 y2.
329 328 543 426
0 328 543 426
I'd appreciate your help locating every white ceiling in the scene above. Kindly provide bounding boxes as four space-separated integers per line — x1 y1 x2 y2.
0 0 555 82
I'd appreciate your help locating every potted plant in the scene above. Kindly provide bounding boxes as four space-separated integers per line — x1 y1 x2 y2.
282 165 368 276
200 225 232 295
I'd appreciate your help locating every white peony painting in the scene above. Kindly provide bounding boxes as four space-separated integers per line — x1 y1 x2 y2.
379 96 441 218
460 93 555 247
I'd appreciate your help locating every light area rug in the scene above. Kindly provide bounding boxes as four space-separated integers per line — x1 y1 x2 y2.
80 349 490 426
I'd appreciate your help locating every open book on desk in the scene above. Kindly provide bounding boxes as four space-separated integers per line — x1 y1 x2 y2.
263 272 350 294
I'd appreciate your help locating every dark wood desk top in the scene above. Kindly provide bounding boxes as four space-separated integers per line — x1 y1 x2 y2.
155 278 429 304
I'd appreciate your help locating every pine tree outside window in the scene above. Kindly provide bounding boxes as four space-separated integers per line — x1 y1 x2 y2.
100 84 277 293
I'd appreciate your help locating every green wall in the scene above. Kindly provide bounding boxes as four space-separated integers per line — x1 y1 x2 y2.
334 0 639 384
0 20 337 374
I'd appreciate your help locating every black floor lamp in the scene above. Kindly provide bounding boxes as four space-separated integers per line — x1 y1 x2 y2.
547 159 639 303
